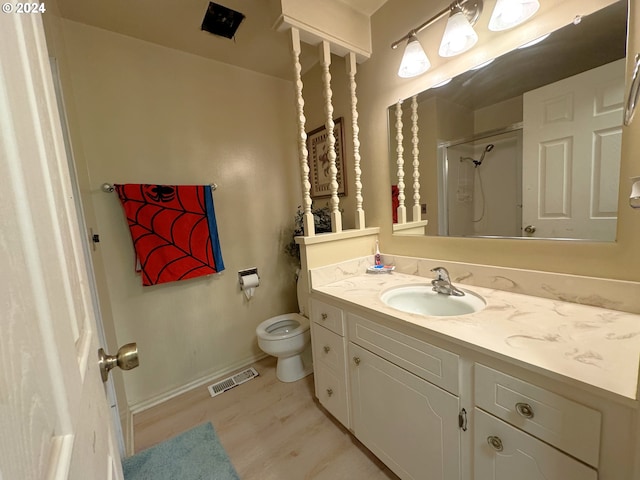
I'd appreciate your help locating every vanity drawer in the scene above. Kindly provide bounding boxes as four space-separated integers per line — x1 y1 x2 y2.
310 299 345 336
314 363 350 428
311 322 350 428
312 322 346 372
347 312 459 395
475 364 601 467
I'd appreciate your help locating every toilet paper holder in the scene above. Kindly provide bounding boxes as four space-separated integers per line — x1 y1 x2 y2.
238 267 259 284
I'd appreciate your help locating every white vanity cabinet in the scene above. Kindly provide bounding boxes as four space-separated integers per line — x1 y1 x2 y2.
309 299 350 428
309 294 637 480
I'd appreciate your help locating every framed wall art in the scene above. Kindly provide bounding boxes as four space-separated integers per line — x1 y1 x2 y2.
306 117 347 198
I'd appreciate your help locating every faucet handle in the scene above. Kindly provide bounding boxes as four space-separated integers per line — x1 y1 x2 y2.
430 267 449 281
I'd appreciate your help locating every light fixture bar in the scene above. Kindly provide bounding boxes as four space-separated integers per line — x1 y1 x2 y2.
391 0 482 50
391 7 450 50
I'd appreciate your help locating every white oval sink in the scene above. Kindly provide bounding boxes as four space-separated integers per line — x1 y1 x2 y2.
381 284 486 317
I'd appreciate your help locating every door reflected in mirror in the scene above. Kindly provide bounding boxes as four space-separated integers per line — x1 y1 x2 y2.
388 1 627 241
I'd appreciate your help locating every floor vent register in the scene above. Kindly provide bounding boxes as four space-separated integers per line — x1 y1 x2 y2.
207 367 259 397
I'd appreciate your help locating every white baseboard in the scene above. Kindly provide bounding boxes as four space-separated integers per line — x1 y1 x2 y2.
121 408 135 456
129 353 268 416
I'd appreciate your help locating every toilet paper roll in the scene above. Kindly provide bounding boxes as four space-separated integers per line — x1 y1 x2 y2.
240 273 260 299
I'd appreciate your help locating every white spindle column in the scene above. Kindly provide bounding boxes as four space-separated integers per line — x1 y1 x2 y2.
411 95 421 221
395 100 406 224
346 52 365 229
290 28 314 236
319 40 342 233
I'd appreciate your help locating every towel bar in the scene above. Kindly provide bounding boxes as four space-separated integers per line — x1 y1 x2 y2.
102 182 218 192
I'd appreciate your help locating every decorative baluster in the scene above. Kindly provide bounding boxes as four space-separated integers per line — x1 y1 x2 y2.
346 52 365 229
319 40 342 233
395 100 407 224
411 95 421 221
290 28 314 236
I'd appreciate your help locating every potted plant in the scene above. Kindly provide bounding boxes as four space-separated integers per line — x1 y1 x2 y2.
285 204 333 265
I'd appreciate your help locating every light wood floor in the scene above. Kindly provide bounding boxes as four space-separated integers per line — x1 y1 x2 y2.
133 356 400 480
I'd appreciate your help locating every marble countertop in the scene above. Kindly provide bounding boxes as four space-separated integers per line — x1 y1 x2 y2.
312 271 640 402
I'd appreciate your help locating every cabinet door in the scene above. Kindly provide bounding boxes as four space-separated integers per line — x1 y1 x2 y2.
349 343 461 480
474 409 597 480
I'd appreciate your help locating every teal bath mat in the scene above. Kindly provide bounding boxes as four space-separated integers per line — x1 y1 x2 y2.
123 422 240 480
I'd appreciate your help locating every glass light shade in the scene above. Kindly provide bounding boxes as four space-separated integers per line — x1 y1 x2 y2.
432 78 452 88
438 11 479 58
517 33 550 49
488 0 540 31
398 36 431 78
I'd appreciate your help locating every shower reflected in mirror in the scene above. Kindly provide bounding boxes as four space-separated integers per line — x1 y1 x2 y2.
439 129 522 237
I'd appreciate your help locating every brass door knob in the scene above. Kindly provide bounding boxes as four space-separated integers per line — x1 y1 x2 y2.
98 343 139 382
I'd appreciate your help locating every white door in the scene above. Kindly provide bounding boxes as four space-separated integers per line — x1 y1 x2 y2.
0 12 123 480
474 409 597 480
349 343 461 480
522 59 624 240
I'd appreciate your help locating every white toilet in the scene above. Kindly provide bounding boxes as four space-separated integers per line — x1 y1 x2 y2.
256 313 313 382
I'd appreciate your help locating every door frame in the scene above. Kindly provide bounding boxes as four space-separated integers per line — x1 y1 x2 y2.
49 56 126 456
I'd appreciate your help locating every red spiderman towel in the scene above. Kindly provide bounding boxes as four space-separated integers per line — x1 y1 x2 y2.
115 184 225 286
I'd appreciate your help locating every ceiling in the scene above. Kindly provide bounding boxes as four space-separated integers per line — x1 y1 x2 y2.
56 0 388 80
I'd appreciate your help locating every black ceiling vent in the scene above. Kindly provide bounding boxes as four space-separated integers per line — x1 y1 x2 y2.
201 2 245 39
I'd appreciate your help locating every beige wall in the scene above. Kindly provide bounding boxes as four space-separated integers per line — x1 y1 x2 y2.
60 20 301 406
336 0 640 282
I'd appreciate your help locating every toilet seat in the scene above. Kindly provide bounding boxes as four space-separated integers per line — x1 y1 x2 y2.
256 313 309 341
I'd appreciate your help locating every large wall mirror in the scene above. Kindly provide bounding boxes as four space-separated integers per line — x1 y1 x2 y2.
388 0 627 241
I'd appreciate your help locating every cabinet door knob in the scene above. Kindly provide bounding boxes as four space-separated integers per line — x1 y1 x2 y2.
321 313 328 320
515 402 534 419
323 345 331 353
487 436 504 452
353 356 361 365
327 388 333 397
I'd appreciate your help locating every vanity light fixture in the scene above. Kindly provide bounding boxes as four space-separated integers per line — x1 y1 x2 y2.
488 0 540 31
398 33 431 78
391 0 483 78
438 2 482 57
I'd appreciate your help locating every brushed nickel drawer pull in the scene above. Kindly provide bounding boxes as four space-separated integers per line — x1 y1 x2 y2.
327 388 333 397
353 356 361 365
487 436 503 452
516 402 534 419
323 345 331 353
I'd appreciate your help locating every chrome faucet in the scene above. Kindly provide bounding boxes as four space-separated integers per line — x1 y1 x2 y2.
430 267 465 297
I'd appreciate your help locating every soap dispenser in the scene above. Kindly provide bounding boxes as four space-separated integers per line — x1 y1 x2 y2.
375 240 382 266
